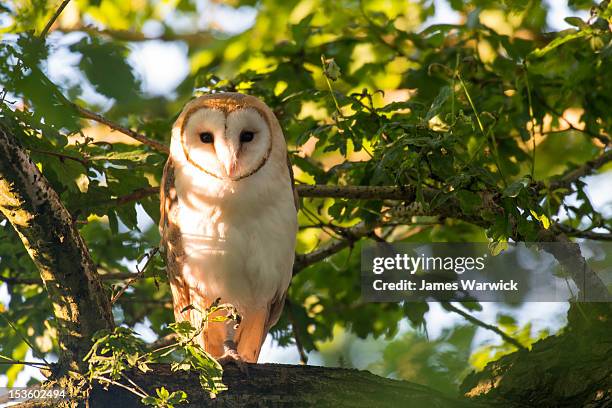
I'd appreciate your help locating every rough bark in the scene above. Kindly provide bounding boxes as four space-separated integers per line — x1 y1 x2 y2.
0 118 114 373
15 364 483 408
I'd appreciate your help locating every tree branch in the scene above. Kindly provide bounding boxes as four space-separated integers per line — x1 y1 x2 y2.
442 303 528 351
0 270 158 285
548 149 612 192
57 25 215 46
115 186 159 205
0 117 113 374
69 363 479 407
293 221 379 274
40 0 71 38
75 105 169 154
110 247 159 305
295 184 422 200
114 182 608 298
554 224 612 241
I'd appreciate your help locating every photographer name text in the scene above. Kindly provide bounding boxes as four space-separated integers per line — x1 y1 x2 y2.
372 279 518 292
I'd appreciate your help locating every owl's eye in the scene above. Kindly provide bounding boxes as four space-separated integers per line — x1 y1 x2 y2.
199 132 214 144
240 130 255 143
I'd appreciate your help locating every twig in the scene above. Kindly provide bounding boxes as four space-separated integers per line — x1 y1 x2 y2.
28 148 89 167
293 221 377 274
116 187 159 205
40 0 72 38
119 373 149 398
0 271 154 285
96 377 149 399
548 149 612 191
0 314 51 365
555 224 612 241
441 302 528 351
0 356 51 368
57 25 214 45
113 184 431 206
537 98 611 146
99 271 156 281
111 247 159 305
296 184 422 200
457 72 506 187
75 105 169 154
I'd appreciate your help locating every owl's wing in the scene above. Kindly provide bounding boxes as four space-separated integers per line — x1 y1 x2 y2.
159 159 193 323
264 291 287 336
159 158 179 247
259 153 299 335
287 152 299 211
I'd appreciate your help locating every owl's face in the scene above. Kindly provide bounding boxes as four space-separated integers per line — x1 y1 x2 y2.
177 97 274 181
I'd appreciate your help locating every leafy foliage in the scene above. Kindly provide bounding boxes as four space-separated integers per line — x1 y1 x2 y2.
84 302 234 403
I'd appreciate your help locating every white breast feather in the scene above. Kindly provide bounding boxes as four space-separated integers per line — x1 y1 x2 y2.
171 132 297 313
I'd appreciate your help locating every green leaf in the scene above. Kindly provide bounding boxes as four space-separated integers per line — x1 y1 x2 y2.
564 17 587 29
503 177 530 198
70 37 141 102
529 30 589 58
457 190 481 213
141 396 157 406
157 387 170 399
322 57 341 81
291 14 315 45
425 86 451 121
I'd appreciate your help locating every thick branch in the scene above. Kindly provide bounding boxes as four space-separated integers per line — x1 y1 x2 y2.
114 184 426 206
51 364 478 407
118 183 608 298
0 118 113 373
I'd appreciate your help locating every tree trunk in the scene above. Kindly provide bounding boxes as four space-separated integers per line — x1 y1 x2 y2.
0 118 114 374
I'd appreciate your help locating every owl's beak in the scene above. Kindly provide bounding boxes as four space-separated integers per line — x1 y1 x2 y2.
216 139 239 179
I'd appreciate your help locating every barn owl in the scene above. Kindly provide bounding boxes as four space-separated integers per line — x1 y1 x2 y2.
159 93 298 363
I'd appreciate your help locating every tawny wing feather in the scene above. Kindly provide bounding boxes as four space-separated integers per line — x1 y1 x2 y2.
261 154 299 337
161 159 219 354
159 158 193 323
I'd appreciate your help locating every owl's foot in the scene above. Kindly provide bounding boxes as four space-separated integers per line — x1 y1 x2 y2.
218 341 249 375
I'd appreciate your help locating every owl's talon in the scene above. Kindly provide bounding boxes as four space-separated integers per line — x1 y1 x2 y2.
218 341 249 375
